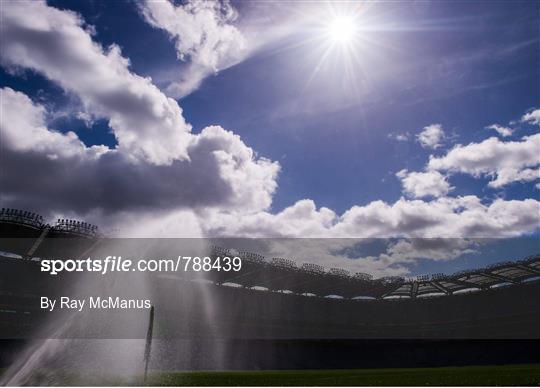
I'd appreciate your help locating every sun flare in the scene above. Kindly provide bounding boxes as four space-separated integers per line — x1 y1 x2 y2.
326 16 358 43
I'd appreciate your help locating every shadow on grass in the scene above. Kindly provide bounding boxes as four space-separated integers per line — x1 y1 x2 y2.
1 364 540 386
148 364 540 387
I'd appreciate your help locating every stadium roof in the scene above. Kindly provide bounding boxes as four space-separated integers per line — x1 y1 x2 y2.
209 246 540 300
1 208 539 300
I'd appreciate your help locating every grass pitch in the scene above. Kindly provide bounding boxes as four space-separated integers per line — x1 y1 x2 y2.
149 364 540 386
1 364 540 386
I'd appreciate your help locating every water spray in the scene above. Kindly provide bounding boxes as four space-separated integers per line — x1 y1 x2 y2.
143 305 154 383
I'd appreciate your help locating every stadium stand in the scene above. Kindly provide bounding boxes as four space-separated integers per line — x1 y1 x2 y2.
1 209 539 370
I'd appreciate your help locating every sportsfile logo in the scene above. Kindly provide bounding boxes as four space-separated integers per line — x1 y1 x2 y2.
40 256 242 275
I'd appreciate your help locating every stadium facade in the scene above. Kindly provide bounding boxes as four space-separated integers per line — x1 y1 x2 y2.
1 208 540 369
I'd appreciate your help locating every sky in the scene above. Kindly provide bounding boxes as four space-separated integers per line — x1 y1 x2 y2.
0 0 539 277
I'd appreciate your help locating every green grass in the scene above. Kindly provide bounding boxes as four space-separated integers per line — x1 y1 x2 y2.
2 364 540 386
148 364 540 386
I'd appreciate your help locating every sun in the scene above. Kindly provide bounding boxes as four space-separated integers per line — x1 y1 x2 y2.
326 16 358 44
297 3 375 91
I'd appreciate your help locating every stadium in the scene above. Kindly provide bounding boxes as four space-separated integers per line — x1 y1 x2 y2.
1 208 540 385
2 0 540 385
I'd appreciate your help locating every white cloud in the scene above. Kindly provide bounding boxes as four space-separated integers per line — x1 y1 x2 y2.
0 87 107 160
417 124 445 149
197 195 540 275
428 134 540 188
382 238 478 263
140 0 247 97
203 196 540 239
0 1 279 217
489 168 540 188
522 108 540 126
487 124 513 137
200 200 336 238
335 196 540 238
396 169 452 198
1 87 279 216
1 0 192 165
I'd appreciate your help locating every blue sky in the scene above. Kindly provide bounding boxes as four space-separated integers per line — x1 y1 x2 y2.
161 1 540 213
0 0 539 276
5 0 538 212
